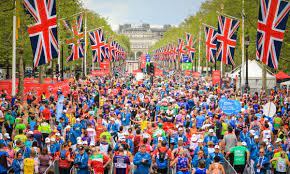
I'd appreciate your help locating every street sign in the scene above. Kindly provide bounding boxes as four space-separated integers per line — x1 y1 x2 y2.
146 54 150 62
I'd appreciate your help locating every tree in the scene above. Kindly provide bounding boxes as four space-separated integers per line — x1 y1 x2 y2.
150 0 289 73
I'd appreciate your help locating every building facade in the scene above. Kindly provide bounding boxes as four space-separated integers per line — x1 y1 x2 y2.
118 23 170 60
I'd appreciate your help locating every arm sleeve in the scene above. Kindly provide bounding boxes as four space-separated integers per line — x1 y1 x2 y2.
133 154 141 165
146 154 152 166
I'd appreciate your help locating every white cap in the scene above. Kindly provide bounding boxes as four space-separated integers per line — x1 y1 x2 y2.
55 133 61 136
77 137 82 141
63 109 67 113
50 138 56 142
254 135 259 139
143 133 150 139
263 139 269 143
77 140 82 145
178 137 183 141
214 145 220 149
249 130 255 135
276 138 282 143
267 145 272 149
45 137 50 143
4 133 10 139
265 135 271 139
186 115 190 118
76 118 80 122
242 142 247 146
119 136 126 141
83 141 88 145
27 131 33 135
191 135 197 142
209 129 214 133
158 137 163 141
197 139 203 143
65 125 71 129
124 132 129 136
90 142 95 146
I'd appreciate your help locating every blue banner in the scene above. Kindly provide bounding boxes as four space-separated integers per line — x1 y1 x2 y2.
218 96 227 108
56 95 64 121
219 98 241 116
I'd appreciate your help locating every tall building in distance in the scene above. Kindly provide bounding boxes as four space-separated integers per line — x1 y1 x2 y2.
118 23 171 60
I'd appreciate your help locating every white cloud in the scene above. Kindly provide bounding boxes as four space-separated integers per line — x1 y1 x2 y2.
83 0 205 31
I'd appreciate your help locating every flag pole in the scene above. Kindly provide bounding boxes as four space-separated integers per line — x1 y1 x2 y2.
84 11 87 77
198 19 202 73
12 0 17 96
241 0 245 88
220 4 224 83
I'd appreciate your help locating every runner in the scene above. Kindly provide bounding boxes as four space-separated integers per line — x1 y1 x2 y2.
226 142 250 174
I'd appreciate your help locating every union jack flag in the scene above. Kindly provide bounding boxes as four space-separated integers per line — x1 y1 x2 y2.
216 15 240 66
111 41 116 61
89 28 105 62
204 26 218 63
104 38 111 60
169 43 174 61
64 15 84 62
185 33 196 62
115 43 120 61
172 43 178 61
177 39 186 61
23 0 58 67
256 0 290 69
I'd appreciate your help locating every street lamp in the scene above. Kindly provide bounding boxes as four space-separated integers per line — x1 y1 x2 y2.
245 35 250 92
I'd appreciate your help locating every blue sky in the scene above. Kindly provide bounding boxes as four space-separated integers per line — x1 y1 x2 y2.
84 0 205 31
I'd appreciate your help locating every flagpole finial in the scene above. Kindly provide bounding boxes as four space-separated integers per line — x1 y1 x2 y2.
221 4 224 13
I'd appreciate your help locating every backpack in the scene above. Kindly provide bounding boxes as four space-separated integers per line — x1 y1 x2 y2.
156 148 168 169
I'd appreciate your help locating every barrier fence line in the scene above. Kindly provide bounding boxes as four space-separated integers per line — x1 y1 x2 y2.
44 160 56 174
222 157 237 174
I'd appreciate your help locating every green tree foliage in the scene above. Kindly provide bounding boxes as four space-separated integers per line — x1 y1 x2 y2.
150 0 290 73
0 0 130 71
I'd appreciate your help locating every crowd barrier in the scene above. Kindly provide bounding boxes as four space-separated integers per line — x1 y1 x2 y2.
222 157 237 174
43 160 57 174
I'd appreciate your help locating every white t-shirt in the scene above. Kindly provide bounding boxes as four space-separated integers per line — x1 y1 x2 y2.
0 110 3 119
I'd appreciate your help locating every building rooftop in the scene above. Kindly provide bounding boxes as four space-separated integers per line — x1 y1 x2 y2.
118 23 171 33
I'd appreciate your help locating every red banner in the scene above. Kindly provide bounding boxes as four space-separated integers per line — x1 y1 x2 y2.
192 72 201 79
155 69 163 77
212 70 221 86
91 69 110 76
99 60 110 69
184 70 191 76
132 69 142 76
0 78 72 99
140 55 146 69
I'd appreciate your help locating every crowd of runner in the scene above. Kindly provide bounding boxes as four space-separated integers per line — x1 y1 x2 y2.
0 70 289 174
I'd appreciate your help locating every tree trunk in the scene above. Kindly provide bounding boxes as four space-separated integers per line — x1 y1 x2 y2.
17 49 24 101
39 66 44 84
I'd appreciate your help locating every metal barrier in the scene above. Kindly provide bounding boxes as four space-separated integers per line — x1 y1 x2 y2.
43 160 56 174
70 166 77 174
222 157 237 174
7 167 13 173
